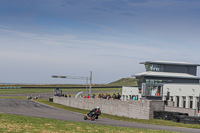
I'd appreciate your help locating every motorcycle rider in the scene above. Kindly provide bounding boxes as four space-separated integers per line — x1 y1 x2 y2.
87 106 101 119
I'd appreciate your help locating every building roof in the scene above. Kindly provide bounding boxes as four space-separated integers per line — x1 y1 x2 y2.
134 71 200 79
140 60 200 66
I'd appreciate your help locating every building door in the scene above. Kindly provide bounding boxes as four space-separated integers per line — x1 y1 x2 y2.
177 96 179 107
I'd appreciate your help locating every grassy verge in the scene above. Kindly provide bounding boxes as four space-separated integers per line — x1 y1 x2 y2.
0 113 175 133
34 99 200 129
0 88 121 95
0 96 26 99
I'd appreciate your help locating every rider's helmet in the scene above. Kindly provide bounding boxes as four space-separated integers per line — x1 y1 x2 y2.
96 106 100 111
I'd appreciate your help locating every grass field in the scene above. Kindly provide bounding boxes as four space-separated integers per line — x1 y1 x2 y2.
0 96 26 99
108 78 137 86
0 88 121 95
0 113 175 133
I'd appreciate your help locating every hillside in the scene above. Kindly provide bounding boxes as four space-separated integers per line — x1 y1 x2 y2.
107 78 137 86
1 78 137 88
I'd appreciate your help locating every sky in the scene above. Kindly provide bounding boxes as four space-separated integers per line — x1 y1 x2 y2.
1 0 200 84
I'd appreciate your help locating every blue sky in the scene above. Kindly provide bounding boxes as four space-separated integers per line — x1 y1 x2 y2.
1 0 200 84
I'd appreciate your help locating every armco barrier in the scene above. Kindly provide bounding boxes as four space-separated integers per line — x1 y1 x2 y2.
53 96 165 119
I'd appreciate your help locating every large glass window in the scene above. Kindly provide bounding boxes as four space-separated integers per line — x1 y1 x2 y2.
142 83 163 97
145 64 164 72
145 79 163 84
136 77 144 87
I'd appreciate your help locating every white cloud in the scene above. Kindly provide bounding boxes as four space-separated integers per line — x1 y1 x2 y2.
1 28 200 84
0 28 193 60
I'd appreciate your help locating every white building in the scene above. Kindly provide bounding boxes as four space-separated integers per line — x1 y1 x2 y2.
122 61 200 110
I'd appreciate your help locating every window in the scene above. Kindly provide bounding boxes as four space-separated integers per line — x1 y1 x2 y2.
145 64 150 71
170 96 173 101
190 96 193 108
145 64 164 72
146 79 150 84
136 77 144 87
145 79 163 84
183 96 186 108
177 96 179 107
142 83 163 97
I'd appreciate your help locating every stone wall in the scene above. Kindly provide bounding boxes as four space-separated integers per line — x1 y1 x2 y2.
53 96 165 119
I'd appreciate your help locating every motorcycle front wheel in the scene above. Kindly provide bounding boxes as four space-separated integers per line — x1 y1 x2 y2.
84 115 88 120
91 115 97 121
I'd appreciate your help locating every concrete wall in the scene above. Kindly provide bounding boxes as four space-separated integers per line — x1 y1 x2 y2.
122 86 141 100
53 96 165 119
163 83 200 97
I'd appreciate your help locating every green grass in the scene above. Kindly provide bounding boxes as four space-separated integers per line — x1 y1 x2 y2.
0 96 26 99
0 88 121 95
0 113 176 133
35 99 200 130
108 78 137 86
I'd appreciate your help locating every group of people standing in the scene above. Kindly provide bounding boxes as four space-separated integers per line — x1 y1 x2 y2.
98 93 121 100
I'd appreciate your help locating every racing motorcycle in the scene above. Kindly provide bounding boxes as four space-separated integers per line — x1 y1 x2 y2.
84 109 101 121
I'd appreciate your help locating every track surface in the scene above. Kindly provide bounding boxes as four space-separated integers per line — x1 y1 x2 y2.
1 99 200 132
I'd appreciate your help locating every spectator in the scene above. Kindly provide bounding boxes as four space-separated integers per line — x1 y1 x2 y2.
92 94 95 98
101 93 104 99
98 93 101 98
69 94 71 98
112 93 116 99
64 94 68 98
106 94 111 100
49 97 53 102
116 93 121 99
132 95 137 100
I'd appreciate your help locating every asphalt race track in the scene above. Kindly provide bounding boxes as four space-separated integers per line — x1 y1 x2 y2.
1 99 200 132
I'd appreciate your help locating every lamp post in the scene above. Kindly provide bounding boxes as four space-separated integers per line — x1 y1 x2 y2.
51 71 92 96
